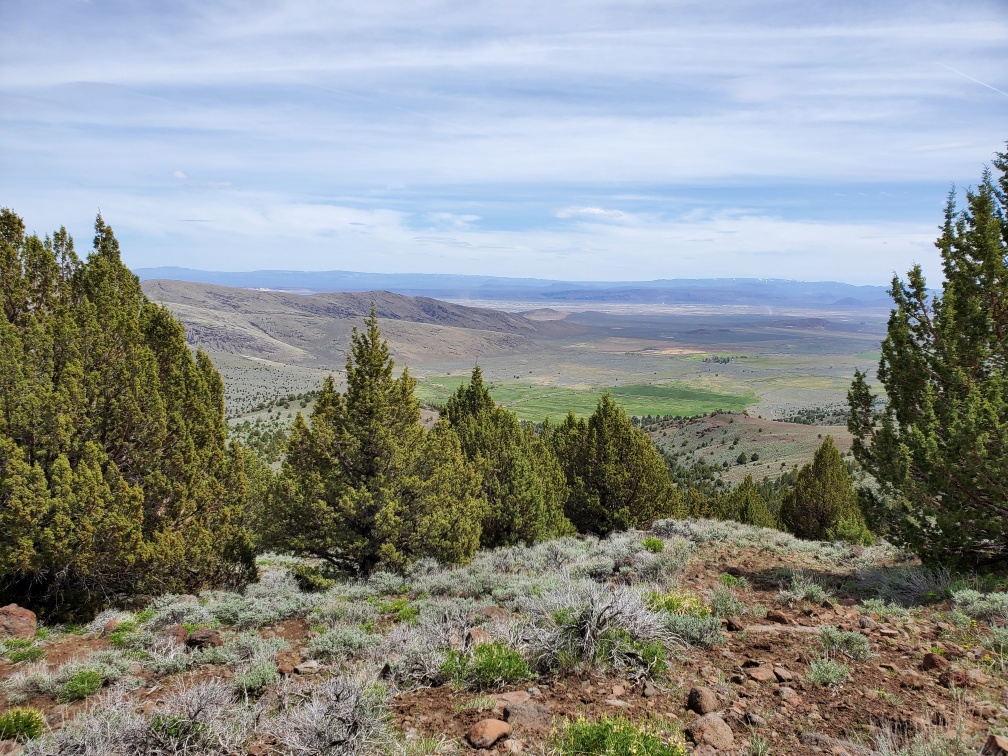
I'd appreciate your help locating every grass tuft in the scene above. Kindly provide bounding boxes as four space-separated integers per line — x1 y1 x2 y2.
0 706 46 741
554 715 686 756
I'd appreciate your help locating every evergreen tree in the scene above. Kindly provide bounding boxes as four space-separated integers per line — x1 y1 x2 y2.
717 475 777 529
779 436 871 544
268 307 483 574
848 149 1008 569
546 392 682 535
443 366 573 548
0 211 256 618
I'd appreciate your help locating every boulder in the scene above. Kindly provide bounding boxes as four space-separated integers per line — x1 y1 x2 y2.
0 604 36 639
185 628 223 649
922 652 950 672
503 702 552 736
686 714 734 750
687 686 719 715
468 719 510 748
982 734 1008 755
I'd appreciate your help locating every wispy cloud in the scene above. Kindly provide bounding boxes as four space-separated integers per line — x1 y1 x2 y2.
2 0 1005 283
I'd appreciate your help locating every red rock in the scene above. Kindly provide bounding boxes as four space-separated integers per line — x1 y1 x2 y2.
686 714 734 750
982 734 1008 755
747 665 777 683
496 691 531 705
922 652 950 672
938 670 973 689
687 686 719 715
466 628 493 647
765 610 791 625
468 719 510 748
0 604 36 639
185 628 223 649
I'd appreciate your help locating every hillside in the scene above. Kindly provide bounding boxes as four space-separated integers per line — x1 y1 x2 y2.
141 280 581 367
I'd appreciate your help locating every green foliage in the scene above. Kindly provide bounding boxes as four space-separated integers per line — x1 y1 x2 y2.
708 586 746 618
641 536 665 554
234 659 278 698
554 715 686 756
645 589 710 617
267 307 484 575
444 366 574 548
291 563 336 593
779 437 870 543
441 642 531 690
0 210 257 619
59 667 104 702
6 645 45 663
819 626 874 661
848 148 1008 570
805 654 849 687
546 394 683 535
0 706 46 741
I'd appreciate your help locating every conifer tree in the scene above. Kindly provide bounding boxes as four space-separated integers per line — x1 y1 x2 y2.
546 392 682 535
0 210 256 617
443 366 573 548
268 307 483 574
848 149 1008 569
779 436 870 543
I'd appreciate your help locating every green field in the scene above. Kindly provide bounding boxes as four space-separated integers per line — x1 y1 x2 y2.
416 376 755 421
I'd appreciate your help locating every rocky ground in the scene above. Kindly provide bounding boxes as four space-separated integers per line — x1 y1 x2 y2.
2 520 1007 755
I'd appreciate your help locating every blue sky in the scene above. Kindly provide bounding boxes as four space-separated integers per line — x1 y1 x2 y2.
2 1 1006 285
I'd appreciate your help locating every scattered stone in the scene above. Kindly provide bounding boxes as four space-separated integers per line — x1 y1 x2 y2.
612 684 626 696
501 738 524 754
468 719 510 749
176 594 200 604
744 712 767 727
0 604 36 639
898 671 926 690
277 661 295 676
294 660 322 675
747 665 777 683
938 670 973 689
798 732 875 756
777 687 800 702
726 616 745 632
503 702 553 737
0 743 25 756
969 670 990 686
102 619 120 635
859 615 878 630
185 628 223 649
686 714 734 751
730 673 746 685
604 698 628 707
466 628 493 647
922 652 950 672
642 680 658 698
773 667 795 683
879 627 900 638
247 745 269 756
687 686 719 715
982 734 1008 756
973 701 999 719
496 691 531 705
765 610 791 626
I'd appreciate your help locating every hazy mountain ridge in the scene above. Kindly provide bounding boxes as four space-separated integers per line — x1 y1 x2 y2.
136 267 893 309
140 280 581 365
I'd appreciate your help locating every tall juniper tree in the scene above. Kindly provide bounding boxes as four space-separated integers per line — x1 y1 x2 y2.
848 147 1008 569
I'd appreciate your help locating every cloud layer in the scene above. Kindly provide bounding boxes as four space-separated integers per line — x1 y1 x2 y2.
2 0 1006 283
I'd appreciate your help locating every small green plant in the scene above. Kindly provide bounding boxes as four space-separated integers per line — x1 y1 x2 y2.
859 598 909 619
709 586 746 618
805 654 849 687
641 537 665 554
59 668 105 702
135 608 155 623
454 695 497 713
777 571 830 606
554 714 686 756
645 589 710 617
819 626 874 661
442 642 531 690
3 637 34 651
292 563 337 593
375 597 419 623
7 646 45 664
749 734 771 756
33 627 50 641
718 573 749 589
664 614 723 647
234 660 279 698
0 707 46 741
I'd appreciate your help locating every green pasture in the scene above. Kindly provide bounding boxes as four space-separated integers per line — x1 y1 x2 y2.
416 376 755 422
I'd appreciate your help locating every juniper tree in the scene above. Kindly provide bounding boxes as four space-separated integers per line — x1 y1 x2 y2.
268 307 483 574
546 392 682 535
0 211 256 618
443 365 573 548
848 148 1008 569
779 436 871 544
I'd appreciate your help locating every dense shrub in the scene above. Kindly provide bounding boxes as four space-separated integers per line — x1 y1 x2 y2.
0 211 256 619
554 715 686 756
266 308 484 575
0 706 45 741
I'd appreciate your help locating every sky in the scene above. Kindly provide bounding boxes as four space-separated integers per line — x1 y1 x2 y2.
2 1 1007 285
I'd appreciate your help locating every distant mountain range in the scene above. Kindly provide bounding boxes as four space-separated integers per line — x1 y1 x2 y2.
135 267 893 310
